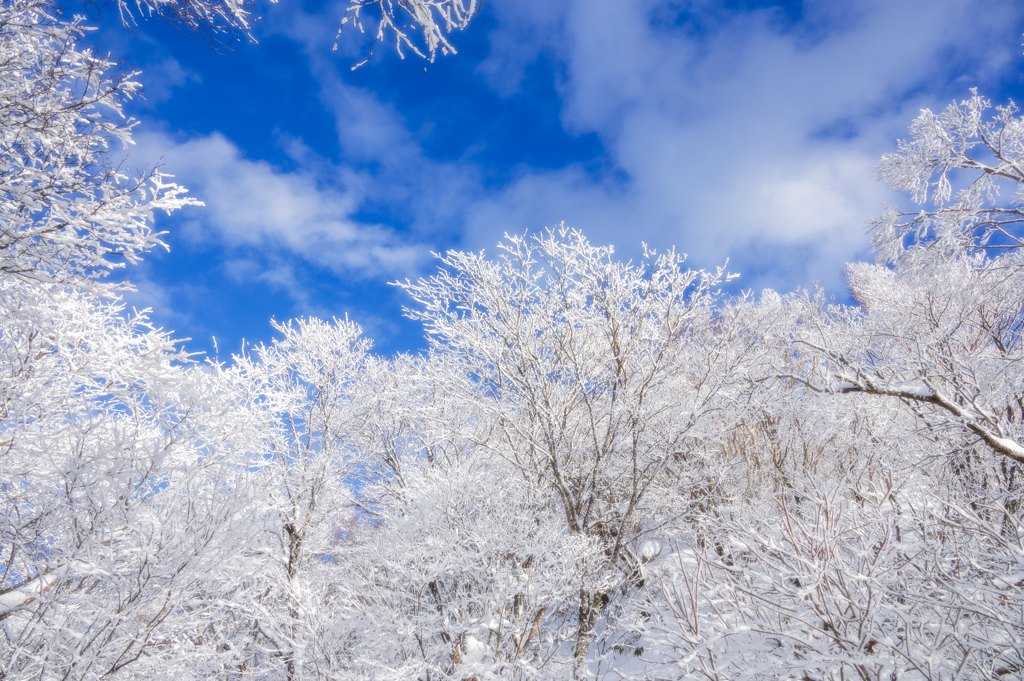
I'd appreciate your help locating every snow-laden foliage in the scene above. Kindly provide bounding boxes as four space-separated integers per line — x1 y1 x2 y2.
871 90 1024 263
392 228 752 675
0 0 198 290
0 278 268 678
208 317 376 678
1 1 1023 679
794 93 1024 468
0 3 256 678
339 0 477 65
115 0 258 38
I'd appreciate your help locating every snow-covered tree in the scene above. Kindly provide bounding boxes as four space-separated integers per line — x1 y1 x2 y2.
4 0 1023 677
0 3 265 678
114 0 257 38
0 278 267 680
338 439 602 680
203 317 374 679
396 227 763 676
621 92 1024 681
870 90 1024 264
622 280 1024 680
0 0 197 291
815 91 1024 467
316 350 595 681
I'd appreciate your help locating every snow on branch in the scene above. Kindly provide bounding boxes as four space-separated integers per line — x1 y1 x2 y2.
338 0 478 66
0 0 200 291
871 90 1024 263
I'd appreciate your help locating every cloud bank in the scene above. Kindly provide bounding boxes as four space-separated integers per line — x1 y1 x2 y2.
116 0 1024 352
461 0 1024 292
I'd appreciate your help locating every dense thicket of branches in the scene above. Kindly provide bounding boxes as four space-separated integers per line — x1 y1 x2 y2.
1 1 1022 679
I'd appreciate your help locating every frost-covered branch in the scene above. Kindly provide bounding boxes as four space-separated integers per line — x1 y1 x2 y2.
871 90 1024 263
0 0 199 291
338 0 478 66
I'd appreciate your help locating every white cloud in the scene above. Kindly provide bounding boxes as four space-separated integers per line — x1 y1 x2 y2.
131 130 428 277
474 0 564 96
309 65 482 239
459 0 1024 293
127 0 1024 308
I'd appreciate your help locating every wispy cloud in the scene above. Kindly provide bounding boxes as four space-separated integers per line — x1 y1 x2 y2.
132 130 428 277
121 0 1024 334
456 0 1024 293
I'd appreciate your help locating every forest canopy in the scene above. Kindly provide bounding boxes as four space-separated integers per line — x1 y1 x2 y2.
1 0 1022 679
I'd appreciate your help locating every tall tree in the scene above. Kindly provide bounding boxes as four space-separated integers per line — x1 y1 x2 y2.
397 227 759 676
0 0 197 291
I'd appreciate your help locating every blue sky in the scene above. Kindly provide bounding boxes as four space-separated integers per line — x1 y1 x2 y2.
84 0 1024 357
